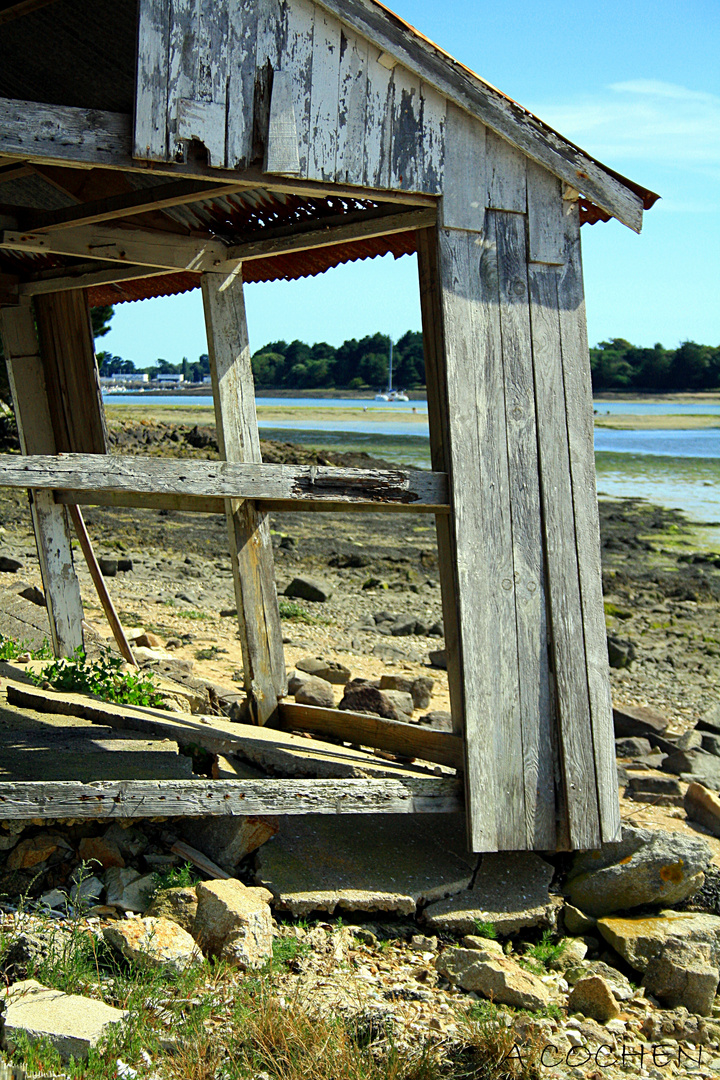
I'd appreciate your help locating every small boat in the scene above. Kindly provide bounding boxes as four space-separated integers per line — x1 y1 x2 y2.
374 341 410 402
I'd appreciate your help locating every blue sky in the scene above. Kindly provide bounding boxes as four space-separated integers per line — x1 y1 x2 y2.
103 0 719 366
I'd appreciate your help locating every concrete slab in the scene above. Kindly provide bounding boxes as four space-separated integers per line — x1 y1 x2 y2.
2 978 127 1060
0 585 51 652
423 852 557 936
256 814 474 916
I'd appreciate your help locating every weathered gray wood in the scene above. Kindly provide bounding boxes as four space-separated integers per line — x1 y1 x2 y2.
0 97 133 169
557 200 620 842
279 702 464 768
202 272 286 726
282 0 316 179
419 81 446 194
265 71 302 176
176 100 227 167
134 0 171 161
336 26 368 184
529 261 601 848
390 64 422 192
363 46 394 189
441 103 486 232
527 160 565 265
486 130 526 213
226 0 261 169
165 0 199 163
0 777 463 819
0 454 449 509
0 299 84 657
310 0 645 230
53 489 445 516
18 265 172 297
308 7 342 181
493 211 555 849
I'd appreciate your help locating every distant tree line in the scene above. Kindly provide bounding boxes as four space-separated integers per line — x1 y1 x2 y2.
591 339 720 392
250 331 424 390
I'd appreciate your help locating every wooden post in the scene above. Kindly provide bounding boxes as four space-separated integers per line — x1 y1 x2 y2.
0 297 85 656
201 270 286 725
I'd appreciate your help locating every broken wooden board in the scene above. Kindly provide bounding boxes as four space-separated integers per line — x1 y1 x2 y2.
0 776 462 819
279 701 463 769
5 682 451 782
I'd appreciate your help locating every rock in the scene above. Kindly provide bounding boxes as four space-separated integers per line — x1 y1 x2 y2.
626 774 683 804
607 636 636 668
418 710 453 731
435 948 551 1011
104 867 156 912
684 782 720 837
69 876 104 908
563 960 635 1001
371 643 407 662
178 815 279 875
549 937 588 970
287 670 312 694
294 675 335 708
389 617 419 637
642 940 719 1016
698 701 720 737
677 729 704 751
104 917 201 972
6 835 61 870
462 936 504 955
1 979 126 1061
410 934 438 953
641 1007 712 1045
18 585 45 607
567 975 620 1022
97 557 117 577
427 649 447 670
664 749 720 789
597 911 720 972
193 879 273 969
145 887 198 933
77 835 125 869
565 825 711 916
296 658 351 684
338 684 414 721
1 932 67 979
563 904 597 936
117 558 133 573
615 737 653 758
614 703 670 740
256 814 473 916
424 852 556 936
701 733 720 757
0 556 22 572
102 823 148 859
379 675 434 709
134 631 162 648
285 578 331 602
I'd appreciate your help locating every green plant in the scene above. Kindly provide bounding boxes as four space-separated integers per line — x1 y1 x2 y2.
472 920 498 940
194 645 227 660
30 648 167 708
268 935 310 972
520 931 566 973
151 861 199 894
0 633 51 661
278 599 323 624
177 609 211 620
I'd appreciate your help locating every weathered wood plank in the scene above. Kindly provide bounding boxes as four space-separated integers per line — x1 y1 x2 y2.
308 7 342 181
436 226 521 851
493 211 555 849
279 702 464 769
363 47 394 189
527 160 565 265
486 130 527 213
441 104 485 232
135 0 171 161
0 97 133 169
265 71 302 175
419 81 446 194
529 261 601 848
166 0 199 163
390 64 422 192
557 200 620 842
282 0 316 179
0 299 84 656
0 454 449 508
202 271 286 725
226 0 261 169
176 100 227 167
0 777 463 818
18 265 173 297
311 0 645 229
336 26 368 184
198 0 229 106
53 489 446 516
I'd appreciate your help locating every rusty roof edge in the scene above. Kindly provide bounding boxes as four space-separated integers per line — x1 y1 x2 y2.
317 0 659 225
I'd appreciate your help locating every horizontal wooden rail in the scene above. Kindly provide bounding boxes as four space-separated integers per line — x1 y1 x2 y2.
0 777 463 818
279 702 463 769
0 453 448 512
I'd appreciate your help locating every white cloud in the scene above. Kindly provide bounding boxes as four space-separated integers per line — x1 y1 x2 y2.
529 79 720 170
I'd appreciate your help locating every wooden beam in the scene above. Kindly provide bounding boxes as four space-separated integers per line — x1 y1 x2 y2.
0 162 33 184
0 454 449 510
279 702 463 769
202 271 286 726
24 179 249 232
0 776 463 819
53 489 445 516
0 271 18 305
0 298 85 657
18 264 175 297
0 0 61 26
3 208 436 274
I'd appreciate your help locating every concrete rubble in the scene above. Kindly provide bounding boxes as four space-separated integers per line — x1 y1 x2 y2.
1 979 126 1061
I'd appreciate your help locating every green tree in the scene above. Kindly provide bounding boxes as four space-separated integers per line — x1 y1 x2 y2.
90 305 114 339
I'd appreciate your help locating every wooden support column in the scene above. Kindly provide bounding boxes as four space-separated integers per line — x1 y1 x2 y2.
201 271 286 726
0 297 84 656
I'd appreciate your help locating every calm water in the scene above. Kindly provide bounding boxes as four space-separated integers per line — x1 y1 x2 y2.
104 392 720 535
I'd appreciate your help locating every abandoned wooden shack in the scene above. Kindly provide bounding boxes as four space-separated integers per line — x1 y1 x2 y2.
0 0 658 853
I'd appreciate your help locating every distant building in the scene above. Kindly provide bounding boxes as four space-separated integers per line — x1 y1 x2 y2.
156 373 185 385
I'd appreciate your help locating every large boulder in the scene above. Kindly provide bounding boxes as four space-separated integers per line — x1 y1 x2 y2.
145 886 198 933
104 917 201 972
684 782 720 837
641 940 719 1016
567 976 620 1023
193 879 273 970
435 948 551 1011
338 683 413 721
565 826 710 917
597 911 720 972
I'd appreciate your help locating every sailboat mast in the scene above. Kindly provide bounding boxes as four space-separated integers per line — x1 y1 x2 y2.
388 338 393 393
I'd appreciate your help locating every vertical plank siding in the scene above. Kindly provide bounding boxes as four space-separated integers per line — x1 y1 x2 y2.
441 104 485 232
309 8 342 181
486 130 527 213
336 28 368 183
